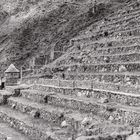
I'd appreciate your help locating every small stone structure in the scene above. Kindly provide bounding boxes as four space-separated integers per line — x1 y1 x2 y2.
5 64 20 86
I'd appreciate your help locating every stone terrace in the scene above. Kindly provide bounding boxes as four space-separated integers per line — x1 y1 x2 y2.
1 0 140 140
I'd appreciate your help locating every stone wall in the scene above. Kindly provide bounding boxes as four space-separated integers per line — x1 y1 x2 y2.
54 52 140 65
21 84 140 127
22 77 140 95
20 75 140 128
54 72 140 86
21 77 140 107
53 63 140 74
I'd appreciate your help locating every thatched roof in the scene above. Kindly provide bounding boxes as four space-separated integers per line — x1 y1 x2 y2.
5 64 19 73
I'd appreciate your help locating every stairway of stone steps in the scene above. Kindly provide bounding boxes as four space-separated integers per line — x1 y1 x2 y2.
72 25 140 45
71 4 140 47
5 84 140 137
0 71 140 140
27 83 140 106
20 88 140 112
0 85 134 140
16 80 140 136
97 7 140 30
0 78 139 140
50 1 140 96
25 0 140 139
54 39 140 68
0 106 70 140
81 1 140 35
0 89 85 140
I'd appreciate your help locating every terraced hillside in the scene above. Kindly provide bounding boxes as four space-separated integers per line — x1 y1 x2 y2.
0 0 113 76
1 0 140 140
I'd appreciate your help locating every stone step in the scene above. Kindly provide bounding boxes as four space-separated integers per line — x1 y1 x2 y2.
87 2 140 32
39 93 140 126
7 96 88 125
93 45 140 56
94 24 140 43
72 30 140 50
72 43 140 57
22 75 140 95
90 89 140 107
24 78 140 97
100 15 140 33
54 72 140 86
21 89 140 126
80 123 132 138
99 7 140 30
59 51 140 65
72 35 140 51
96 37 140 49
0 105 73 140
21 87 140 107
70 46 140 59
74 26 140 43
55 58 139 69
6 96 136 139
69 42 140 61
108 25 140 37
5 84 31 93
54 62 140 73
96 43 140 51
93 4 140 31
94 15 140 38
106 2 140 23
7 96 113 138
63 71 140 77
